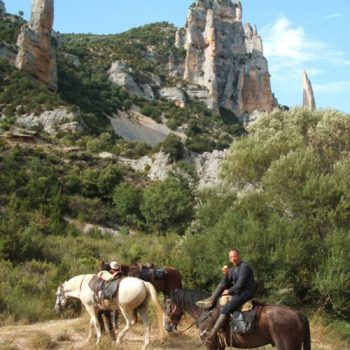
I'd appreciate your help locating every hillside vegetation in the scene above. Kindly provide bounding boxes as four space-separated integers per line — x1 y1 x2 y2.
0 19 245 153
0 109 349 345
0 13 349 345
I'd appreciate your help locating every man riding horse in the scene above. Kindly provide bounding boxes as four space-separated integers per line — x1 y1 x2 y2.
196 248 256 342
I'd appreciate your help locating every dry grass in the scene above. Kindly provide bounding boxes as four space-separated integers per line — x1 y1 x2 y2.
0 313 349 350
0 344 19 350
29 330 56 350
311 317 350 350
55 329 71 342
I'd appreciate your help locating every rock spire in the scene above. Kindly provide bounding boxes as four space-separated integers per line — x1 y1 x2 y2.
302 70 316 111
0 0 6 15
16 0 57 91
182 0 276 116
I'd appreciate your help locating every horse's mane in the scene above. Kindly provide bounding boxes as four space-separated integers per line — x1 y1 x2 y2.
170 288 210 312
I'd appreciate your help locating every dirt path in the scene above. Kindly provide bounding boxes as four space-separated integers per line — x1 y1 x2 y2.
0 316 347 350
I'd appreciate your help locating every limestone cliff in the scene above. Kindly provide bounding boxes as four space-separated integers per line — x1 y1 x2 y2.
16 0 57 91
182 0 276 116
0 0 6 16
302 70 316 111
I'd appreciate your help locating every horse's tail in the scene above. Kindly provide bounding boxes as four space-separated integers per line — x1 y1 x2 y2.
298 312 311 350
144 281 165 341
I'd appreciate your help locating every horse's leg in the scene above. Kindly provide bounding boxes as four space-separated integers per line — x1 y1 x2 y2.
85 305 102 344
116 307 133 345
87 317 93 343
113 309 119 329
138 304 151 350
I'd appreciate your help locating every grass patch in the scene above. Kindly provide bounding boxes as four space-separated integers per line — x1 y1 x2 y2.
0 344 19 350
329 319 350 343
29 331 56 350
55 329 71 342
311 314 350 350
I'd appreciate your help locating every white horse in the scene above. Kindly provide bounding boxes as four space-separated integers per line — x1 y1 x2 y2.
54 274 164 350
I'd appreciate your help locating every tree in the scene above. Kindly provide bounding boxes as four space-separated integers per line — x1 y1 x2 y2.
141 177 195 234
112 183 143 226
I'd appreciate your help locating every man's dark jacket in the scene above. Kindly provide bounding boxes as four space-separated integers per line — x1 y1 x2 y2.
220 261 255 299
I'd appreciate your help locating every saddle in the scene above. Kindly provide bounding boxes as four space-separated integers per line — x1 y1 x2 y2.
139 265 167 281
219 295 258 335
230 308 256 334
89 273 124 303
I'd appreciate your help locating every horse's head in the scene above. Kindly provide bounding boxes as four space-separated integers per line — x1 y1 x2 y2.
54 283 68 313
163 297 184 332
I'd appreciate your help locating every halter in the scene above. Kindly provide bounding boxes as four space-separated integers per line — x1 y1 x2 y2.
164 300 212 334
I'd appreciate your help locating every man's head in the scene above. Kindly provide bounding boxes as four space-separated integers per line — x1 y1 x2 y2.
110 261 119 270
229 249 241 266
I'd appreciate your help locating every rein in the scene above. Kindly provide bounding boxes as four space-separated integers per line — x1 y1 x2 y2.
180 309 212 334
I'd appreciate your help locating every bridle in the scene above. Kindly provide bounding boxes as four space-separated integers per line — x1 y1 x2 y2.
164 300 212 334
55 275 86 312
164 302 183 331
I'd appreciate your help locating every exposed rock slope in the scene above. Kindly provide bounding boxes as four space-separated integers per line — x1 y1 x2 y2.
181 0 277 116
16 0 57 91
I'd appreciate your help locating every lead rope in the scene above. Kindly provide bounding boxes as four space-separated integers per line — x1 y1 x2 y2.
191 310 213 350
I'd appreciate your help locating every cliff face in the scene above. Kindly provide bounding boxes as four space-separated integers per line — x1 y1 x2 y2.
302 70 316 111
16 0 57 91
182 0 276 115
0 1 5 16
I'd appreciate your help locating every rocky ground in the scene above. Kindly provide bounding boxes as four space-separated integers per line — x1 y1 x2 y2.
0 314 347 350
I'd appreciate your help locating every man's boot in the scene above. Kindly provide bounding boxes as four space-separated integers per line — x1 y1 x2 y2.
196 284 224 309
205 314 227 342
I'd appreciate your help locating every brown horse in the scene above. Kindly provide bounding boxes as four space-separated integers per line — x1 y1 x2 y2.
163 289 311 350
127 265 182 297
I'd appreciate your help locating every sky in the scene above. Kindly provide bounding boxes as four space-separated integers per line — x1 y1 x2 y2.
5 0 350 114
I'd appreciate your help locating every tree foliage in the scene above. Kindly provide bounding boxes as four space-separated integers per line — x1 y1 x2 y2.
183 109 350 319
141 177 195 234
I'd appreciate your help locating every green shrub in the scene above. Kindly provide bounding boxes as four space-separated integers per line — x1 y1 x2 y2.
112 183 143 226
160 133 184 162
141 177 195 234
165 118 180 130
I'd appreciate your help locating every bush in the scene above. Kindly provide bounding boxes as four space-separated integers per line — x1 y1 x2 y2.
160 133 184 162
112 183 143 226
141 177 195 234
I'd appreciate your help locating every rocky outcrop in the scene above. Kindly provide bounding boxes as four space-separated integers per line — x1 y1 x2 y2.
191 149 228 189
108 60 154 100
0 0 6 15
109 110 171 146
175 29 186 49
119 149 227 189
0 43 17 64
16 0 57 91
159 87 186 108
16 108 82 134
302 70 316 111
182 0 276 116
